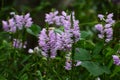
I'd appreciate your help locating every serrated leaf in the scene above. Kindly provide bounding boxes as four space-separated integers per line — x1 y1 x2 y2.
80 31 91 39
93 41 104 56
81 61 110 76
74 48 91 60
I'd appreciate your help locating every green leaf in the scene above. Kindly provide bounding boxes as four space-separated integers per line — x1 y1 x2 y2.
0 54 7 62
18 63 32 78
80 31 92 40
19 73 28 80
81 61 110 76
0 75 7 80
54 28 63 34
105 47 114 57
27 24 41 37
74 48 91 60
114 43 120 53
36 70 43 80
110 66 120 77
21 55 31 64
93 41 104 56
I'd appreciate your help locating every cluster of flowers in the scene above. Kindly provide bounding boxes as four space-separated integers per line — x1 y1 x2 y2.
95 13 115 42
2 12 33 33
38 11 81 70
112 55 120 65
13 39 27 48
2 12 33 48
38 11 80 58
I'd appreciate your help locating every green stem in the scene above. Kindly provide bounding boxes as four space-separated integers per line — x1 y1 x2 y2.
70 12 75 80
79 21 98 26
71 43 75 80
21 27 27 49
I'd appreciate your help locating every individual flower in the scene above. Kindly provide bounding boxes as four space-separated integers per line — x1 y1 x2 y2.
2 21 10 32
105 18 115 24
98 14 104 20
64 60 72 70
112 55 120 66
95 77 101 80
95 24 103 33
64 53 81 70
75 61 82 66
28 49 34 54
104 24 111 28
107 13 113 19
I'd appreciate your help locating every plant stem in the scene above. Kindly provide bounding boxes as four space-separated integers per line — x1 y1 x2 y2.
71 43 75 80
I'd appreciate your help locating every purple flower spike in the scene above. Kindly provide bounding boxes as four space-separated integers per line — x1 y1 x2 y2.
2 12 33 33
95 13 115 42
38 28 62 58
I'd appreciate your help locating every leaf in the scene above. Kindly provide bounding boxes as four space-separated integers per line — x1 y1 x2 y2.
114 44 120 53
93 41 104 56
110 66 120 77
0 54 7 62
0 32 9 41
36 70 43 80
74 48 91 60
80 31 90 40
0 75 7 80
27 24 41 37
105 47 114 57
21 55 31 64
19 73 28 80
54 28 63 34
18 63 32 78
81 61 110 76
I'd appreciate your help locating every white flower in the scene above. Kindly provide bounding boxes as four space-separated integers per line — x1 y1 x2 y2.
28 49 34 54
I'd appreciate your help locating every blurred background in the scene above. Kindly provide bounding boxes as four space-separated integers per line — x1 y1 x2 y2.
0 0 119 27
0 0 119 48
